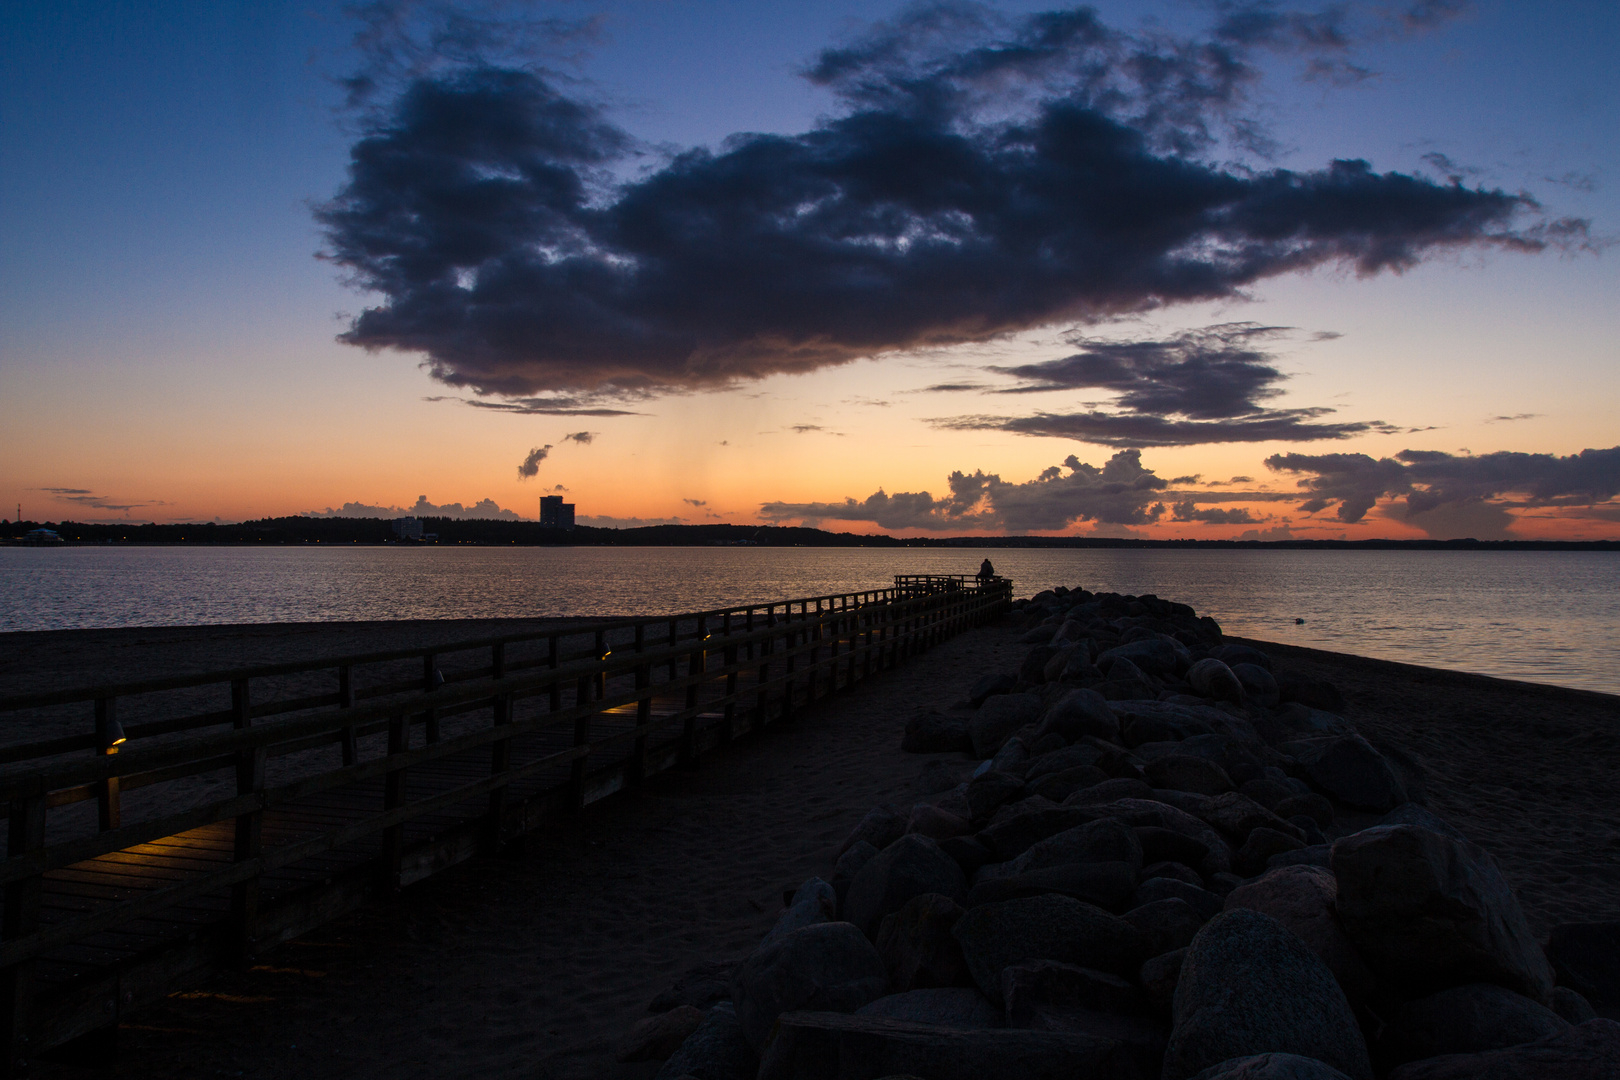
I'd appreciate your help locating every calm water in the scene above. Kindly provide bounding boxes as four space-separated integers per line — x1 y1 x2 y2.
2 546 1617 694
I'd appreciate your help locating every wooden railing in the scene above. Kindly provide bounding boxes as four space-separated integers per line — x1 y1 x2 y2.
0 576 1011 1068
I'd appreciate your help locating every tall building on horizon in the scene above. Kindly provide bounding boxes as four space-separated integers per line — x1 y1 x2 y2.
539 494 575 531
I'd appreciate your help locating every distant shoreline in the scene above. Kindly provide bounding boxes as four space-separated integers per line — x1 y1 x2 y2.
4 518 1617 550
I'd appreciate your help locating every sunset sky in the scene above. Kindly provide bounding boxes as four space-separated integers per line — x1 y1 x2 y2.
3 0 1617 540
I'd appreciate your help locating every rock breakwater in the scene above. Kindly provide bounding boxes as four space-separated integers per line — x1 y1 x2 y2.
632 586 1620 1079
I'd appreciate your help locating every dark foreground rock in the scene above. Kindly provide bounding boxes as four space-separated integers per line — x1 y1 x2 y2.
844 834 966 939
854 987 1002 1028
654 1001 756 1080
1331 824 1555 1002
954 894 1149 1003
730 922 889 1051
1384 1018 1620 1080
756 1011 1143 1080
1189 1054 1354 1079
1379 982 1569 1066
1163 909 1372 1080
1545 922 1620 1006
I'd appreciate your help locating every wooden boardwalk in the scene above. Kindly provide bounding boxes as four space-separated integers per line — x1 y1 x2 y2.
0 575 1009 1069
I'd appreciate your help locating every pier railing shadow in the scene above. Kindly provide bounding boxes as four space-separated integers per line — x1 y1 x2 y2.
0 575 1010 1069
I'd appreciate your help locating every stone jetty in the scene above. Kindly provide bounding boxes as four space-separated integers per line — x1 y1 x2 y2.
627 587 1620 1080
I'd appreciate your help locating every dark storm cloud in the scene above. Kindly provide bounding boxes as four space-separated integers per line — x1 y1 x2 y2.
935 407 1395 447
938 323 1399 446
516 444 551 479
318 3 1568 398
1266 445 1620 525
990 323 1291 414
760 448 1169 532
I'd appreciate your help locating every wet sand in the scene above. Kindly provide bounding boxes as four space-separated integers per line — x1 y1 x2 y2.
15 619 1618 1079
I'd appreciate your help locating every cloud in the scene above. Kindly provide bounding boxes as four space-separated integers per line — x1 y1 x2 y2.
318 3 1568 399
935 408 1395 447
39 487 150 512
1236 524 1301 540
563 430 595 443
683 498 707 507
516 444 551 479
1170 499 1264 524
1265 445 1620 535
1484 413 1540 423
305 495 524 520
790 425 825 434
760 448 1170 532
937 322 1401 446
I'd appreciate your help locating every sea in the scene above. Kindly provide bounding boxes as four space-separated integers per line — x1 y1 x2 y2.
2 546 1617 695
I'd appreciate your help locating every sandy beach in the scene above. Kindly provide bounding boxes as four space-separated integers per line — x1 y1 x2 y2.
14 617 1618 1078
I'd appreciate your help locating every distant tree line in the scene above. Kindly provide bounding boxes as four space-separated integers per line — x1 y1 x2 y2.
3 516 1618 550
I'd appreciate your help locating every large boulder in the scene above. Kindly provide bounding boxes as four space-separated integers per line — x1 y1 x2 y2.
1006 817 1143 878
1384 1018 1620 1080
765 878 838 945
1036 689 1120 742
855 987 1002 1028
969 694 1044 758
653 1001 757 1080
874 893 970 992
964 861 1137 912
1281 735 1406 812
963 771 1027 823
730 922 889 1051
1331 825 1555 1003
1379 982 1569 1067
1545 922 1620 1006
976 803 1090 861
1190 1055 1354 1080
756 1011 1142 1080
1001 960 1148 1023
1186 658 1245 704
953 895 1150 1002
1098 637 1188 677
1146 755 1235 797
839 805 907 856
619 1005 707 1062
1223 867 1376 1007
1163 909 1372 1080
1123 897 1206 957
845 834 967 939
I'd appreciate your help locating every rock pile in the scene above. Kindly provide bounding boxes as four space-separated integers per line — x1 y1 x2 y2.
636 586 1620 1079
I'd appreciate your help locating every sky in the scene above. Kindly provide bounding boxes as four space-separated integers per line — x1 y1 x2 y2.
2 0 1617 540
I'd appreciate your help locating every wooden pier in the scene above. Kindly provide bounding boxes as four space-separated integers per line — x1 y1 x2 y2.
0 575 1009 1069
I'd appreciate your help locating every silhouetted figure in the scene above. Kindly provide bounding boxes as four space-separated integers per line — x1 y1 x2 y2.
977 558 995 584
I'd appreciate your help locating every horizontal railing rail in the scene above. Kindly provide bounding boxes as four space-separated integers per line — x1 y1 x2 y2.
0 576 1012 1070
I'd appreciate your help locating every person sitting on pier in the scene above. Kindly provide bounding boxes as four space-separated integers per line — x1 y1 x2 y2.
976 558 995 584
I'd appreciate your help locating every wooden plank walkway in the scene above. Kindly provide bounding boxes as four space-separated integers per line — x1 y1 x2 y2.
0 575 1010 1070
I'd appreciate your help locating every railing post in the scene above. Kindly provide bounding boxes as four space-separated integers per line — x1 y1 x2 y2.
483 692 512 855
632 623 650 785
422 654 441 743
94 696 121 831
379 711 408 890
569 673 593 809
722 612 738 738
338 665 357 766
548 635 562 712
1 791 46 1074
681 616 706 766
230 678 265 960
594 630 608 700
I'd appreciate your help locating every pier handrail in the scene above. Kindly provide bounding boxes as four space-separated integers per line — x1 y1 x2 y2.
0 576 1011 1067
